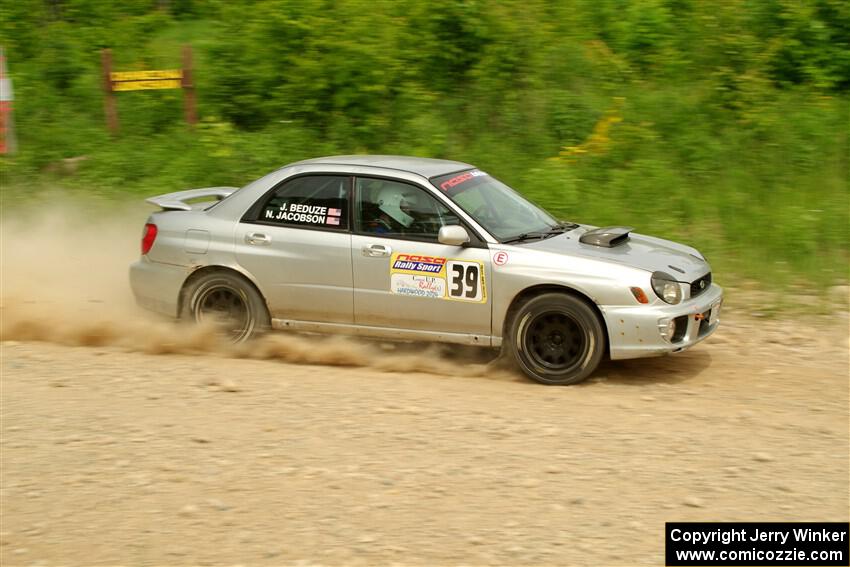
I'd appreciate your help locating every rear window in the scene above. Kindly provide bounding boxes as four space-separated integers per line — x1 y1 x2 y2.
258 175 349 230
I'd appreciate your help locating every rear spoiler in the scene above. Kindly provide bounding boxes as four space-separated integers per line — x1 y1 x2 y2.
145 187 239 211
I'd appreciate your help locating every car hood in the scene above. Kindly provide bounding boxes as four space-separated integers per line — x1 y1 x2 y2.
521 225 710 282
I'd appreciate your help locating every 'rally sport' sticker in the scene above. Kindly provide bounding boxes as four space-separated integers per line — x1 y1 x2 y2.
389 253 486 303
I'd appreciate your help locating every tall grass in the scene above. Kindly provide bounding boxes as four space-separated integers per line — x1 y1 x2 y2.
1 1 847 289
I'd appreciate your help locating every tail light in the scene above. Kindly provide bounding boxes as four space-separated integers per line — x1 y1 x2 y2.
141 223 158 255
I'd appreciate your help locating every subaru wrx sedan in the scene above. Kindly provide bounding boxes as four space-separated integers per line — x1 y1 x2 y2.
130 155 722 384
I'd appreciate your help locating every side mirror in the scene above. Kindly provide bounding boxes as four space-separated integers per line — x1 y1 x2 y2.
438 225 470 246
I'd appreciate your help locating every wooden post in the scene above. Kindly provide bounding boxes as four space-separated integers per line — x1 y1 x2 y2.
101 49 118 134
182 45 197 126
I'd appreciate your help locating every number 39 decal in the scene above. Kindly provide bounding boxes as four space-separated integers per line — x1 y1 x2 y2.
447 260 485 302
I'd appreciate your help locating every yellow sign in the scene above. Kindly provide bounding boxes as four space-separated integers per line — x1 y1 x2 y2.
112 79 182 92
110 69 182 82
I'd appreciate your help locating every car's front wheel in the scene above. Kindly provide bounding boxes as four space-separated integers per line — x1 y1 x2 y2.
507 292 605 385
181 271 269 343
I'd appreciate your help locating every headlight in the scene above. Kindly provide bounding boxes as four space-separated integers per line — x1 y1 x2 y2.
651 271 682 304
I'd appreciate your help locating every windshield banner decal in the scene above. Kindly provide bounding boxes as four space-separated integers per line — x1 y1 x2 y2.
438 169 487 191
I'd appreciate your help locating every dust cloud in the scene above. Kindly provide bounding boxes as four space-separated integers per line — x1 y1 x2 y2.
0 197 509 379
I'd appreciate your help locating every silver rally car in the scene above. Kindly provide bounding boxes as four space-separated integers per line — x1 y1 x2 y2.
130 155 722 385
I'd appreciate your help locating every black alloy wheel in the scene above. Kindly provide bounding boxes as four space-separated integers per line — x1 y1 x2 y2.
195 284 252 341
182 271 269 343
507 292 605 385
523 311 587 372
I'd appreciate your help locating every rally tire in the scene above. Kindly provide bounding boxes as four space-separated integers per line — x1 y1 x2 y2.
506 292 605 385
181 271 270 343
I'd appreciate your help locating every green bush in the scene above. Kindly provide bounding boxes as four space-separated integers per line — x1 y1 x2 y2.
0 0 847 288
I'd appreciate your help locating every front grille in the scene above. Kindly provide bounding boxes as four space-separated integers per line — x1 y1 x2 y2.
690 272 712 299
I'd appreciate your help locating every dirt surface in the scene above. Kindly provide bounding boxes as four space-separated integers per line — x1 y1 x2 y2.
1 201 848 566
2 309 848 566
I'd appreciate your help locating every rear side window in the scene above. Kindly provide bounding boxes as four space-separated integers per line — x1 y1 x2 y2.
258 175 349 230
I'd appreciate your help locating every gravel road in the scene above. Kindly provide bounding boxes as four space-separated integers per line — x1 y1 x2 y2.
1 202 848 565
2 309 848 566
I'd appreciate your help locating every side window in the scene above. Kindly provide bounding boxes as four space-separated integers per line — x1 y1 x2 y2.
257 175 349 230
355 178 460 241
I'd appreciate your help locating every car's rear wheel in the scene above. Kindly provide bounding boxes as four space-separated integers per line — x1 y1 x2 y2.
507 292 604 385
181 271 269 343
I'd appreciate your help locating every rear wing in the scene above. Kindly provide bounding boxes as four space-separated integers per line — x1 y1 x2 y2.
145 187 239 211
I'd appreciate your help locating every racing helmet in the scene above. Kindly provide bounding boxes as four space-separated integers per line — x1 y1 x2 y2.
376 184 415 228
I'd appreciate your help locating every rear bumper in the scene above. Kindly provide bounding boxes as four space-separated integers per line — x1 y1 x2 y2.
602 283 723 360
129 258 189 318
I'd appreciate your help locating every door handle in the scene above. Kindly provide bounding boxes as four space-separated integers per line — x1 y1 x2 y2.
362 243 391 257
245 232 271 245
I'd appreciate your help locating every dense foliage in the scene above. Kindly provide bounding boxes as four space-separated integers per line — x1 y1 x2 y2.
1 0 848 287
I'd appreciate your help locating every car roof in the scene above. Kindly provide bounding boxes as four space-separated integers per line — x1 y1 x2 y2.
289 155 474 178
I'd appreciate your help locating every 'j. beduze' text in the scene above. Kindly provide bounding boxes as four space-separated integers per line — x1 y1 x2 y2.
266 203 332 224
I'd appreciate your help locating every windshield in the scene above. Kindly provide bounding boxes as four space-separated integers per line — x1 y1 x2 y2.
430 169 560 242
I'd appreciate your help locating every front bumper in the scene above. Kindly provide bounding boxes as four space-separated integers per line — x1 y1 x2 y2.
129 258 189 318
602 283 723 360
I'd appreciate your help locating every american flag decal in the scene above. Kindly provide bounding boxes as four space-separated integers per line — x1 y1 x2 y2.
327 208 342 216
326 216 340 226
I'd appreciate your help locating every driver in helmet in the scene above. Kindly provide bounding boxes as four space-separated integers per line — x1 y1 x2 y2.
367 183 422 234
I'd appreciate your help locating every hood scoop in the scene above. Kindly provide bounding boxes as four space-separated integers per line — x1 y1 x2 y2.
579 226 634 248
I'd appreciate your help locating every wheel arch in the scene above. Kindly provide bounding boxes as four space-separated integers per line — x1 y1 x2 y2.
178 265 268 320
503 284 610 356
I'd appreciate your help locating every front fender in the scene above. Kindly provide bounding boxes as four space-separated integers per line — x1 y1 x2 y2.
490 247 650 340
